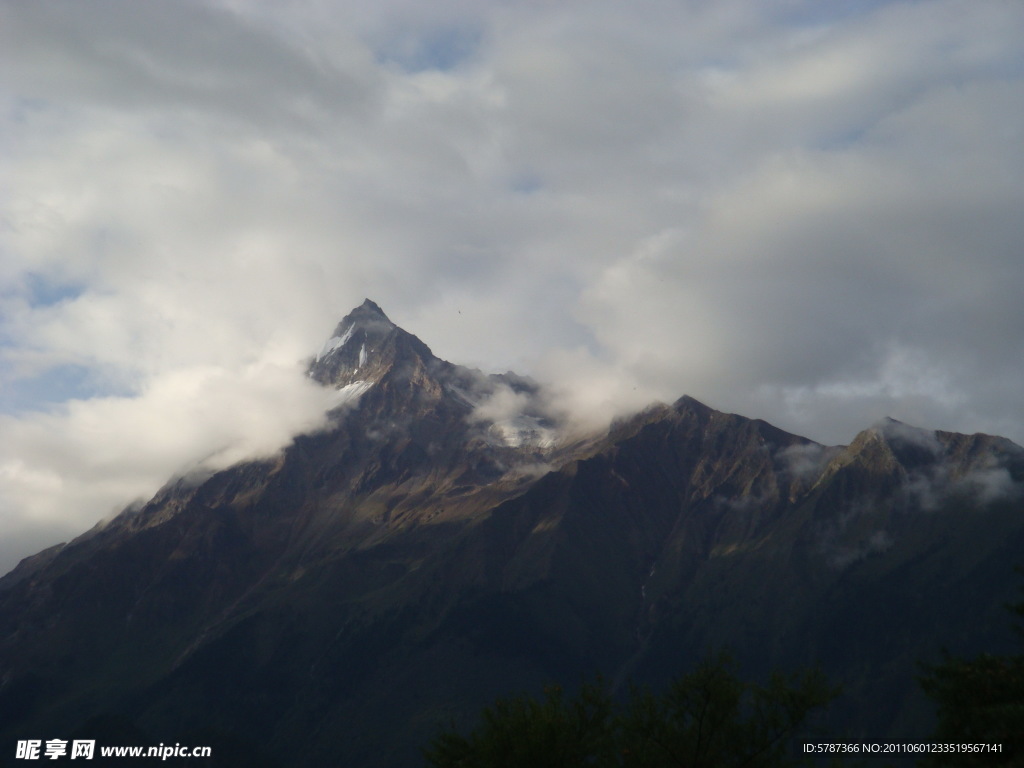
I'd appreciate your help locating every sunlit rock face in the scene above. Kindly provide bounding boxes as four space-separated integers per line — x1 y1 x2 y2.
2 301 1023 768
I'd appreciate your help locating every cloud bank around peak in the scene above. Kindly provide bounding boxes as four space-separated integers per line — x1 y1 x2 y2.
2 0 1024 574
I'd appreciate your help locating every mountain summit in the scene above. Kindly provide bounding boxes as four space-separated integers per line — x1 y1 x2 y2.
1 301 1023 767
308 300 561 452
309 299 436 390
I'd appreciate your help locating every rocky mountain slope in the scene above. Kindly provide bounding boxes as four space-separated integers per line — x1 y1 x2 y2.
2 300 1022 767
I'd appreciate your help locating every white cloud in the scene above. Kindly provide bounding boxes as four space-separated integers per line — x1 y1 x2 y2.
0 358 341 524
468 383 531 426
2 0 1023 574
777 442 835 482
964 465 1021 505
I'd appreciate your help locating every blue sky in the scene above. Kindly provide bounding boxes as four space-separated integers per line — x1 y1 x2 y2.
1 0 1023 575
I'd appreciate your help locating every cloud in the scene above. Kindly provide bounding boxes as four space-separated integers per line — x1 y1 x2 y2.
777 442 836 483
963 465 1021 505
2 0 1024 574
0 0 376 130
828 529 895 570
0 357 341 525
873 418 943 456
533 347 665 435
468 382 531 425
466 382 559 449
900 456 1023 513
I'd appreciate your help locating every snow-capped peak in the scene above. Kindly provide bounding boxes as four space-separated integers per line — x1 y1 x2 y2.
307 299 437 391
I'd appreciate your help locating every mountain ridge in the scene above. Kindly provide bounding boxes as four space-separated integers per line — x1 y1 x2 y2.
1 301 1022 767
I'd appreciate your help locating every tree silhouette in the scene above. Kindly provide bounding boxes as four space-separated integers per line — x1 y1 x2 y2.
424 653 837 768
918 569 1024 766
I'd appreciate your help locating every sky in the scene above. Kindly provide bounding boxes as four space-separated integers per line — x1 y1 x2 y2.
2 0 1023 576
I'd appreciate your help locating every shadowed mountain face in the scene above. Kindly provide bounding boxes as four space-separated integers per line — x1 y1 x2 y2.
2 301 1023 767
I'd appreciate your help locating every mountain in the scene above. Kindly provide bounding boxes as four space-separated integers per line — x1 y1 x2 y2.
2 300 1023 767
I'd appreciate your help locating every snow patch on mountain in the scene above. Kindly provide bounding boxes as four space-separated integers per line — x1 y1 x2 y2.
487 417 559 449
329 379 372 408
316 326 355 362
466 381 560 450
